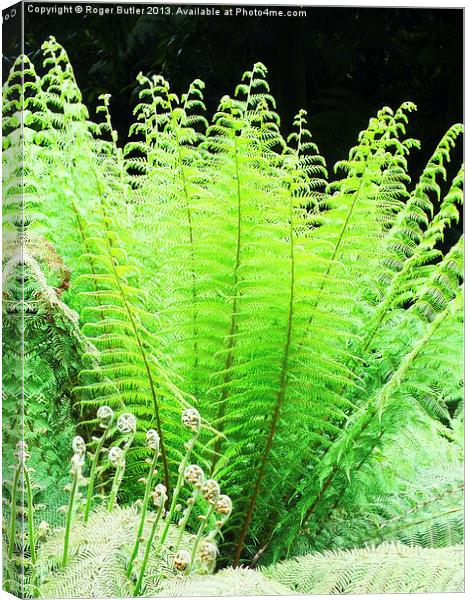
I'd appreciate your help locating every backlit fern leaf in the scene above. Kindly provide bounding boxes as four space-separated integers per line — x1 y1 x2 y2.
263 542 463 594
73 189 194 492
3 39 464 575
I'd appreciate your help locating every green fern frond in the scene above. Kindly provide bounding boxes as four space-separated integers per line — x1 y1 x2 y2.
3 39 464 576
152 567 295 597
264 542 463 594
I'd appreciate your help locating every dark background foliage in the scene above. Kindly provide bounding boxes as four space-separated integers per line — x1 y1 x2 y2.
3 2 463 234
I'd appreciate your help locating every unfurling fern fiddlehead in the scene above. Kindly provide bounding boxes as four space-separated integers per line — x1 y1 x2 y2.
83 406 114 523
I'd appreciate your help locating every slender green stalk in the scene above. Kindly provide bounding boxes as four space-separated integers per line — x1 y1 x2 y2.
62 464 79 568
156 432 198 550
7 461 22 561
5 461 22 593
133 504 164 595
126 446 160 577
108 434 134 512
206 513 230 544
187 503 215 573
24 467 36 565
24 466 39 598
107 460 125 512
174 488 200 552
84 427 110 523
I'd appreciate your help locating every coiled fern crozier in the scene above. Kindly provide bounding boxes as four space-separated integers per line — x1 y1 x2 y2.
2 37 463 597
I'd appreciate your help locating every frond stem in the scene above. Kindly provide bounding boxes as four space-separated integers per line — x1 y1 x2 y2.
233 183 296 566
212 132 243 470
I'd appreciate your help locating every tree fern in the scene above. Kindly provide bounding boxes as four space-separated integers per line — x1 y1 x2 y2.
3 39 463 587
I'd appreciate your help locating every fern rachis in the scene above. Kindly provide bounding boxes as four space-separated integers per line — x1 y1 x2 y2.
3 38 463 594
